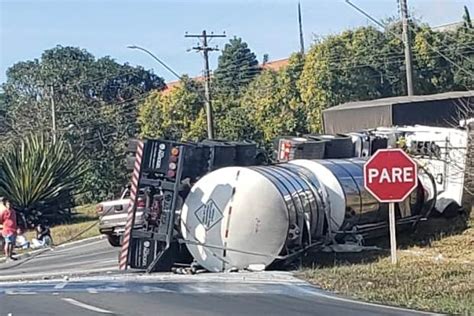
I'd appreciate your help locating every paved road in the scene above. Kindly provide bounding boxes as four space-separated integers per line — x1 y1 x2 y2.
0 238 438 316
0 274 437 316
0 237 119 281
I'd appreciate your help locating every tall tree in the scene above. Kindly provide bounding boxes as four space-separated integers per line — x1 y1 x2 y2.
2 46 165 202
213 37 260 100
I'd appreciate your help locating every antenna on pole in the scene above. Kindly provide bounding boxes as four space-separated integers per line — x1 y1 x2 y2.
298 2 305 54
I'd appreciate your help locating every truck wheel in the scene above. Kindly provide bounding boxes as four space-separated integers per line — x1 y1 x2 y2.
107 234 121 247
318 134 354 158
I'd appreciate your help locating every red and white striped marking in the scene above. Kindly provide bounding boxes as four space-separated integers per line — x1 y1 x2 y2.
119 140 145 270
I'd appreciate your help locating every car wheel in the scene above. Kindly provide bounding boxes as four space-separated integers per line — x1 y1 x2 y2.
107 234 121 247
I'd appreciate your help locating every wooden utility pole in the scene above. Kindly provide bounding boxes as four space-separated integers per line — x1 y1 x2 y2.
298 2 305 54
50 85 57 144
400 0 414 95
185 30 226 140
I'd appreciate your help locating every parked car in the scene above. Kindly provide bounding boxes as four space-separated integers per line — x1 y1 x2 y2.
97 187 147 247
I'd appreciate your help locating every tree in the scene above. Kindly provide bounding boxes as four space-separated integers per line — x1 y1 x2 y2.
412 24 474 93
138 76 207 141
2 46 165 202
0 133 87 224
213 37 260 101
463 6 472 29
237 53 308 152
298 27 403 132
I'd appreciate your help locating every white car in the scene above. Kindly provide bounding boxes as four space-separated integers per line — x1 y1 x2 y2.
97 188 146 247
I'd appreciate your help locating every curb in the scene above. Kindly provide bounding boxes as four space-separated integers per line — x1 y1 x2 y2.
55 234 104 249
0 235 104 263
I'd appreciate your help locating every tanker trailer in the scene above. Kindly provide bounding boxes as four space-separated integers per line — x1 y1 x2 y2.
180 158 436 272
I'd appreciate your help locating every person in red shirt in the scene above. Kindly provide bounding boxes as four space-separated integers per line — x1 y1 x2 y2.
1 198 17 261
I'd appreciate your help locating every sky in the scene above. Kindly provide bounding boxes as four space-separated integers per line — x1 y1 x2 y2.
1 0 473 84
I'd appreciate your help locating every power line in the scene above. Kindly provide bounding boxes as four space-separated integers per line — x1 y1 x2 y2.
344 0 474 78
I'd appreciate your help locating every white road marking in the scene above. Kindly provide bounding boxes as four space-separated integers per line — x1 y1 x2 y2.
5 290 37 295
87 288 99 294
0 266 118 282
141 285 174 293
62 298 114 314
54 282 68 289
54 239 105 252
55 235 104 249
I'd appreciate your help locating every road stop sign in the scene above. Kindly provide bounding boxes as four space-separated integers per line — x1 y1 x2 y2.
364 148 418 203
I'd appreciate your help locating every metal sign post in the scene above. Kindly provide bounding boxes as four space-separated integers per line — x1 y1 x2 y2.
388 202 397 264
364 148 418 265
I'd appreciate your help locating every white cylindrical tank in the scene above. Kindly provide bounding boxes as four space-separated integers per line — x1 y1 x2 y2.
181 159 433 272
180 167 291 272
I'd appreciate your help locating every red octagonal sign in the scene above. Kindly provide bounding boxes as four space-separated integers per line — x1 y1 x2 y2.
364 149 418 203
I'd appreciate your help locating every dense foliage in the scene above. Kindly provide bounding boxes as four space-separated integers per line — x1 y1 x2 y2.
213 37 261 98
139 19 473 148
1 46 165 203
0 134 88 225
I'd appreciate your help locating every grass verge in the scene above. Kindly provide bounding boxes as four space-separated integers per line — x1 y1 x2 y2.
300 215 474 315
24 204 100 246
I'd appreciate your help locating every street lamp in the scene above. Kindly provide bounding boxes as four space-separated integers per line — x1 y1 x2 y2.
127 45 181 80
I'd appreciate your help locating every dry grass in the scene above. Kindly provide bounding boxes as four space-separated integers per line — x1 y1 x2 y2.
24 204 100 246
300 215 474 315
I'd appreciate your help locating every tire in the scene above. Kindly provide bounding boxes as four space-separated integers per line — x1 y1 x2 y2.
317 134 354 158
107 234 121 247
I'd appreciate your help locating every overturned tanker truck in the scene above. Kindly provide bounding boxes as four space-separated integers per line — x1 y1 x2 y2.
120 124 472 273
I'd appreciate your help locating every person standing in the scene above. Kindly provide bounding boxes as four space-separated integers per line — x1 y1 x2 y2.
0 198 17 261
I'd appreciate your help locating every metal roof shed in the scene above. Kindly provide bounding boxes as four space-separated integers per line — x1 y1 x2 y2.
322 91 474 134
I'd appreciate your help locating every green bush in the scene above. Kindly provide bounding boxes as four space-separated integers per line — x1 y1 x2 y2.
0 133 88 225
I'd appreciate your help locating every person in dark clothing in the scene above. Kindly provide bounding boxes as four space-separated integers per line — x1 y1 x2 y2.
31 224 53 248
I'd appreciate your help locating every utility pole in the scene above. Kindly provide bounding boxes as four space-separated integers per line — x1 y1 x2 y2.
298 2 305 54
185 30 226 140
50 85 57 144
400 0 414 96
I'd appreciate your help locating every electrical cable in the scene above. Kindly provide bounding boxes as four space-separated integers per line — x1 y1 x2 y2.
344 0 474 77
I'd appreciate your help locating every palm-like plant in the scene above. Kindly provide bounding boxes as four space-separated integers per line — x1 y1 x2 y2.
0 133 88 224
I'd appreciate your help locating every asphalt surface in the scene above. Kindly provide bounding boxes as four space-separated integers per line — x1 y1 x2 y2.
0 237 438 316
0 237 118 281
0 274 438 316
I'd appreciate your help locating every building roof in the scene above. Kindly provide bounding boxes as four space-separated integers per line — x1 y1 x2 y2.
160 58 290 95
324 90 474 112
261 58 290 71
432 21 464 32
161 75 205 96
